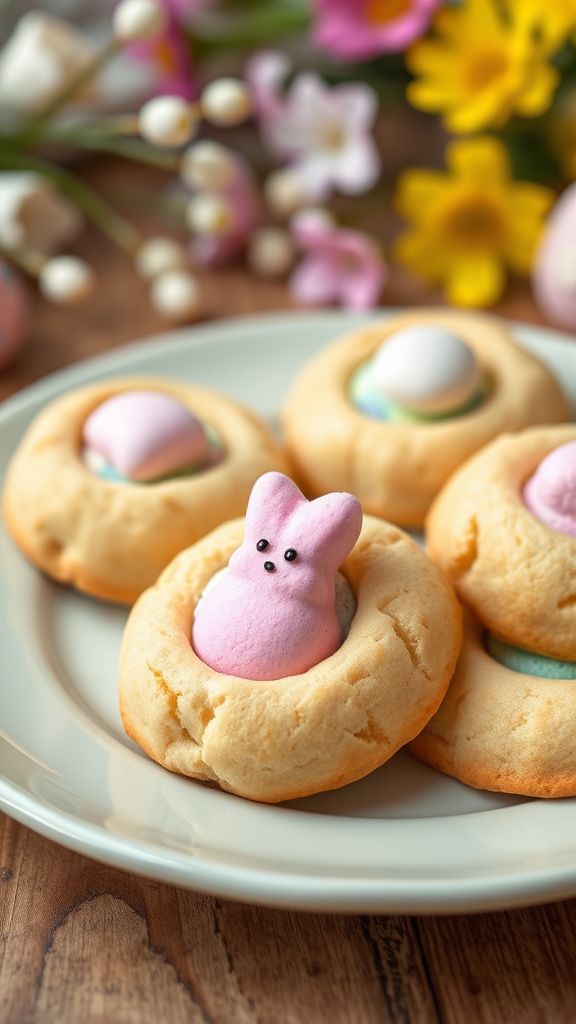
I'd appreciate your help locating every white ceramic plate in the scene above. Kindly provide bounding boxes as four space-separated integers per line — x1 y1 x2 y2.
1 311 576 915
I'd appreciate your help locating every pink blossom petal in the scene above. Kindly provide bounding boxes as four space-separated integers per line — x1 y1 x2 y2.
312 0 440 60
338 263 386 309
290 255 341 306
245 49 292 121
290 210 334 249
128 2 197 99
323 227 380 262
290 220 387 310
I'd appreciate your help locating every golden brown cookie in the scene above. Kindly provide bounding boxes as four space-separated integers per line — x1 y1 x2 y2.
411 614 576 798
282 309 567 526
426 425 576 661
119 515 462 804
3 377 288 604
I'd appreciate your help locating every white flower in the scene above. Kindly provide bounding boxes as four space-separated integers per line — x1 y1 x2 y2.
0 12 95 115
0 173 82 255
253 61 380 201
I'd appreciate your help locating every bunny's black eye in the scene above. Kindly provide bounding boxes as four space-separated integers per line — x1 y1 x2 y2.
284 548 297 562
256 539 269 551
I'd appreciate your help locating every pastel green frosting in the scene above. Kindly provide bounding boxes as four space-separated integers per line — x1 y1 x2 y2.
486 633 576 680
92 426 223 484
349 363 490 423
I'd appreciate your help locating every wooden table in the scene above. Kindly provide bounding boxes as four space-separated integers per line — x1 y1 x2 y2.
1 161 575 1023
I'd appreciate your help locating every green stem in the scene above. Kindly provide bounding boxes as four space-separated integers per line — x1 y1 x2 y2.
16 124 179 170
23 39 121 136
191 2 310 55
0 149 141 253
0 245 44 277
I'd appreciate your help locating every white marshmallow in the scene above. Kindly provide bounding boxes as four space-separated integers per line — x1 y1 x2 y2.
371 326 480 415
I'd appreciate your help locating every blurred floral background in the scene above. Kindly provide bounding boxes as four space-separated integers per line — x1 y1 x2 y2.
2 0 576 369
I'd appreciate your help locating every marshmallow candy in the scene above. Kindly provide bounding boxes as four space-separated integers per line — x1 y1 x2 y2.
362 325 482 418
371 326 480 413
83 389 213 482
192 472 362 680
523 440 576 537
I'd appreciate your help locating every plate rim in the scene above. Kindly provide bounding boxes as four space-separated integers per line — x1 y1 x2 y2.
3 775 576 915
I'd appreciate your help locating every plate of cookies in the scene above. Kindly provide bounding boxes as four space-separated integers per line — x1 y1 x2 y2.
1 308 576 914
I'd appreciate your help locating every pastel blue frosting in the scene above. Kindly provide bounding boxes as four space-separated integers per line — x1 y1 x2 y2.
349 362 489 423
487 633 576 680
92 459 205 484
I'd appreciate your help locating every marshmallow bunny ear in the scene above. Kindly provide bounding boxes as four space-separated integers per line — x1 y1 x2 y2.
294 491 363 569
245 472 306 535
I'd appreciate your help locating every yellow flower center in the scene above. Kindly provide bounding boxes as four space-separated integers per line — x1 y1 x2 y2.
365 0 412 25
464 48 509 93
442 193 504 250
321 122 346 151
153 39 177 76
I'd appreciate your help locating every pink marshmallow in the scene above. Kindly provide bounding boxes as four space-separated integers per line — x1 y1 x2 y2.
192 472 363 680
523 441 576 536
83 390 211 481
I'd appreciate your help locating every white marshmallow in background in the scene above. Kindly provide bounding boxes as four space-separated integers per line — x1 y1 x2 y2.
370 326 481 415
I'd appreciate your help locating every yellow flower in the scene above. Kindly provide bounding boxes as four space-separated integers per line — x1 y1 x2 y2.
394 137 554 307
511 0 576 51
406 0 559 133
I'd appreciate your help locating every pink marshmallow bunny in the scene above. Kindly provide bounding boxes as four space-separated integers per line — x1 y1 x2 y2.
192 472 363 680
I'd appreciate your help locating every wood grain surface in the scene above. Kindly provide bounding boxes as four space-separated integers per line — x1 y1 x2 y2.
1 159 575 1024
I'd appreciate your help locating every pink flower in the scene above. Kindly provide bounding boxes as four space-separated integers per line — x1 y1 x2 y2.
246 49 291 121
312 0 440 60
191 155 261 267
290 211 386 310
128 0 208 99
246 52 380 200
